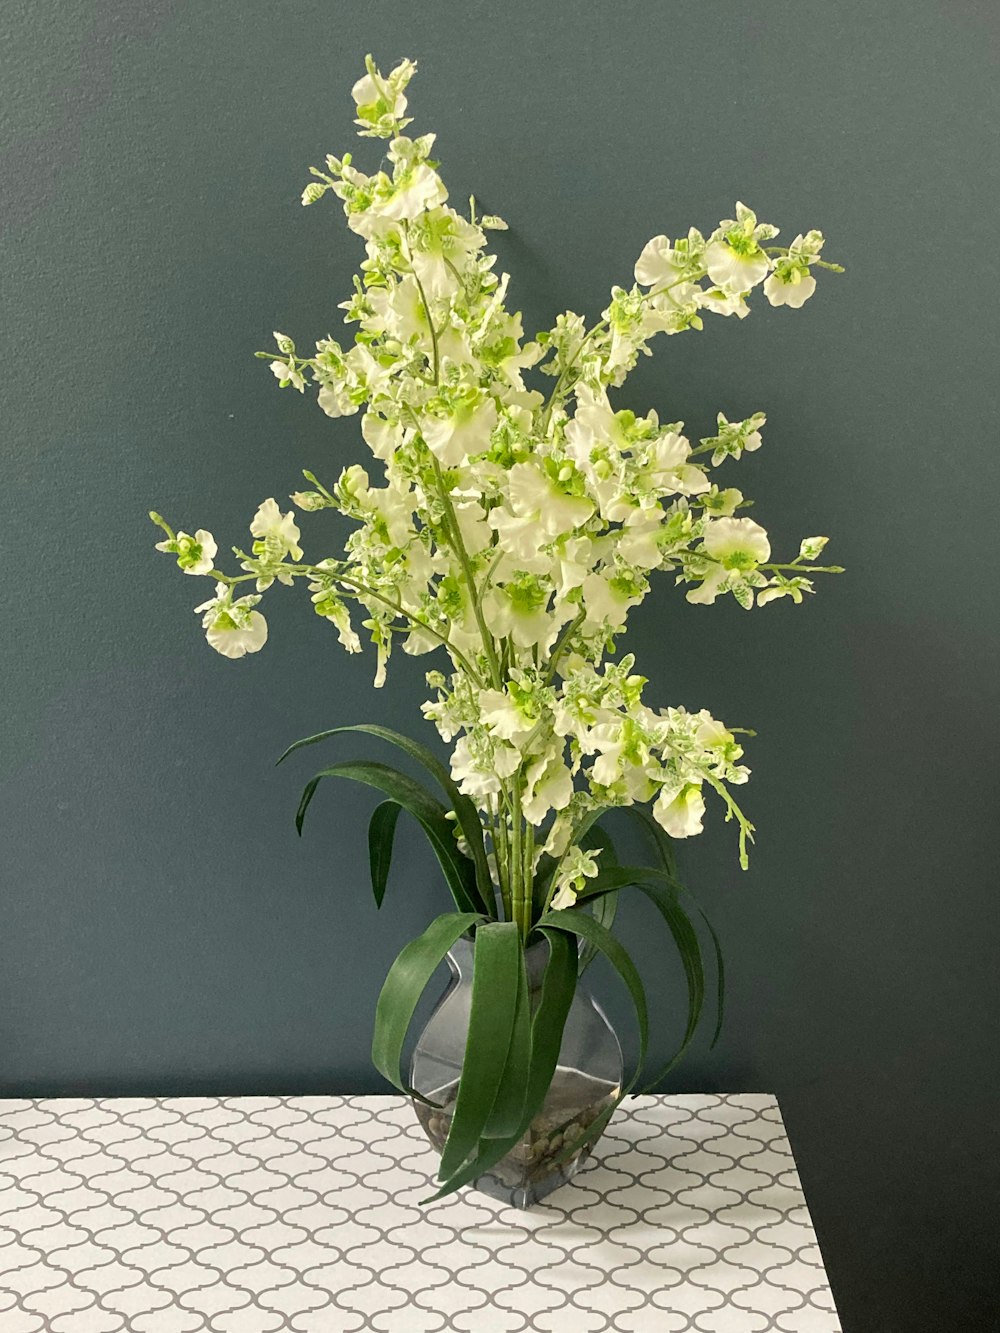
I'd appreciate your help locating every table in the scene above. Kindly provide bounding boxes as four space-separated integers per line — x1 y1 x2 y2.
0 1094 840 1331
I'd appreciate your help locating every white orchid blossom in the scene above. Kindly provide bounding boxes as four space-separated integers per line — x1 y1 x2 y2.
194 583 268 659
154 527 217 576
152 55 844 902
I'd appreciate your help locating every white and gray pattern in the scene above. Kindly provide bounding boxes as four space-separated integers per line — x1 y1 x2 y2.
0 1093 840 1332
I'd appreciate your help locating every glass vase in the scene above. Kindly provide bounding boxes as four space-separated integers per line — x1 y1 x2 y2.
410 935 623 1208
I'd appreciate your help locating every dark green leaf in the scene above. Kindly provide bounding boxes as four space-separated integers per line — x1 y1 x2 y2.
371 910 483 1097
424 928 578 1203
578 821 620 974
532 803 614 911
535 909 649 1171
700 903 725 1050
367 801 401 909
438 923 522 1181
537 909 648 1084
619 804 678 878
578 863 682 901
611 808 723 1045
632 881 705 1091
598 812 726 1051
580 889 619 976
278 722 493 912
482 940 530 1139
296 760 482 916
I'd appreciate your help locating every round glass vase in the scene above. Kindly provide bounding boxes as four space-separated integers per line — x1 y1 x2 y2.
410 935 623 1208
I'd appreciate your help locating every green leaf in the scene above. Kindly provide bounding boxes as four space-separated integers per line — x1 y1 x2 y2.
578 821 620 974
371 910 483 1097
367 801 401 909
579 860 720 1067
537 909 648 1084
482 940 530 1139
602 809 725 1049
532 803 614 911
630 881 705 1091
699 904 726 1050
438 923 522 1181
578 862 682 901
424 928 578 1203
535 908 649 1172
277 722 493 911
296 760 483 916
619 804 678 878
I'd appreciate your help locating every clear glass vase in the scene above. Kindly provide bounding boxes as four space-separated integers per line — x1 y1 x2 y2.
410 935 623 1208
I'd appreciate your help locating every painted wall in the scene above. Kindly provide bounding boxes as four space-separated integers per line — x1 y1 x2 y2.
3 2 998 1327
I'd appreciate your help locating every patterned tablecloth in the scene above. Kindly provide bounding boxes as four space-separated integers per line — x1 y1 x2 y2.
0 1093 840 1332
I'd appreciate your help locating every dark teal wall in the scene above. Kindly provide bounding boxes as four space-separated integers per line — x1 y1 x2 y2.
3 3 998 1328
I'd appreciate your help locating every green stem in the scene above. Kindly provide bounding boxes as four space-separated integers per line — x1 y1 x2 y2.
522 821 535 934
221 561 484 683
510 777 524 935
539 274 697 430
402 256 504 691
544 611 585 683
428 454 504 688
762 562 844 573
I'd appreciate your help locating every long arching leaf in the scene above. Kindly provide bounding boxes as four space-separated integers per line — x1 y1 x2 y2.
578 821 620 974
537 909 648 1083
698 904 725 1049
618 804 679 878
599 811 726 1050
616 807 723 1042
534 909 650 1171
371 910 483 1097
580 859 723 1052
438 923 522 1181
630 881 706 1091
424 927 577 1202
368 801 401 909
578 862 682 901
532 803 613 911
277 722 493 911
482 941 530 1139
296 760 483 916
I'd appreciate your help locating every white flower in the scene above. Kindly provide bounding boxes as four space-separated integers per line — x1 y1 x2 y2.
269 359 306 391
351 71 405 121
582 570 645 629
155 529 217 576
380 162 447 222
351 56 416 137
250 499 303 562
361 412 406 460
634 234 687 288
479 688 537 742
764 268 817 308
653 783 705 838
703 516 771 567
367 275 430 346
550 884 578 910
194 583 268 659
697 286 751 319
422 392 497 467
522 746 574 825
564 385 628 518
450 734 518 799
685 564 729 606
550 844 601 907
507 461 595 538
484 577 555 648
704 242 769 294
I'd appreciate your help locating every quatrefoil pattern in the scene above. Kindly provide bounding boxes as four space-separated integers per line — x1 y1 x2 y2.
0 1093 839 1331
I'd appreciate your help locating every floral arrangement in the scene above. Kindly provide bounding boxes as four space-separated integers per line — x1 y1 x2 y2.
151 56 843 1199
